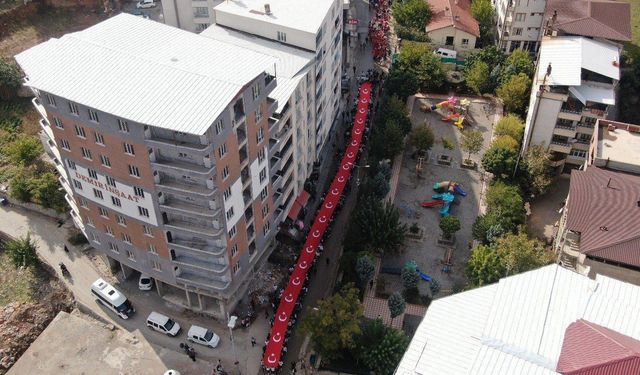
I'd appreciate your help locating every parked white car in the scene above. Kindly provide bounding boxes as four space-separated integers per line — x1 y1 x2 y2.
187 325 220 348
146 312 181 336
138 274 153 291
136 0 156 9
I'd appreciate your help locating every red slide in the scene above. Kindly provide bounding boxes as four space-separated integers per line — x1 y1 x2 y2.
421 200 445 208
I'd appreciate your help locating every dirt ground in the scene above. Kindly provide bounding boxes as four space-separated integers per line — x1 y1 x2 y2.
526 174 571 245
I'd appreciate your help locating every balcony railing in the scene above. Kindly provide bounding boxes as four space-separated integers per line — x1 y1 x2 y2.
173 255 228 274
267 97 278 117
169 237 226 257
152 158 215 175
176 273 229 291
146 136 210 152
160 198 220 217
164 218 224 238
157 176 216 196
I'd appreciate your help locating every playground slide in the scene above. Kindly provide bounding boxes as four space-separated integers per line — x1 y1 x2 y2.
439 204 451 216
453 185 467 197
441 113 460 122
454 116 464 128
421 200 445 208
418 271 432 282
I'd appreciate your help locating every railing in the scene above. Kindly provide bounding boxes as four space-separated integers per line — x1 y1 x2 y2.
169 237 226 256
152 158 215 175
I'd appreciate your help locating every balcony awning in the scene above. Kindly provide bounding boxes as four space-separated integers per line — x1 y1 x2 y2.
287 190 311 220
569 85 615 106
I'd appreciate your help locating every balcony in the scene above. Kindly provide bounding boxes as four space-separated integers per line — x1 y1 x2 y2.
269 137 280 154
553 124 576 138
273 190 283 206
271 173 283 189
561 231 581 257
164 217 224 238
156 175 216 197
239 146 248 166
152 157 215 176
243 190 252 207
160 198 220 218
582 107 607 118
39 119 55 142
247 224 255 242
32 97 47 119
265 73 276 91
576 122 595 133
176 273 229 291
169 237 225 257
236 127 247 147
173 254 228 274
270 154 282 172
274 123 293 140
549 153 566 167
572 140 590 151
245 206 254 224
267 97 278 117
268 118 278 134
558 109 582 122
241 168 251 188
549 141 571 154
146 136 210 152
565 154 586 166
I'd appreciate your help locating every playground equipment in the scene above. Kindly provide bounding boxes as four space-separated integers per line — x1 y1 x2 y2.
432 192 455 216
421 199 445 208
433 181 467 196
405 261 433 282
416 157 424 178
430 96 458 111
441 248 454 274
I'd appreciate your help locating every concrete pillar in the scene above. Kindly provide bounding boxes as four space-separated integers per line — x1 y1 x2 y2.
185 288 191 307
197 293 203 310
156 280 163 297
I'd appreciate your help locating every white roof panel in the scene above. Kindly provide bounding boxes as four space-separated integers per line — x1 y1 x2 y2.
569 85 616 105
15 14 277 135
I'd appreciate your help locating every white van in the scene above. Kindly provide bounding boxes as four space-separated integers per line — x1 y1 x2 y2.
434 48 457 59
187 325 220 348
146 311 181 336
91 278 135 319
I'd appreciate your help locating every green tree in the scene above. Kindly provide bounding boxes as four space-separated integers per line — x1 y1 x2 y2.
465 46 505 72
10 171 33 202
618 58 640 124
481 144 518 178
3 233 39 268
493 135 519 151
373 171 391 198
500 49 534 84
32 172 67 211
4 135 43 166
465 244 504 286
0 57 21 100
409 123 434 153
379 96 412 135
371 120 405 160
465 60 491 95
486 181 525 226
301 284 363 359
494 114 525 143
496 73 531 114
356 321 409 375
494 232 554 275
472 210 515 244
396 42 446 91
471 0 494 46
521 144 553 196
460 129 484 160
356 255 376 287
386 69 420 100
401 266 419 290
355 197 408 255
387 292 406 322
392 0 432 30
439 215 461 239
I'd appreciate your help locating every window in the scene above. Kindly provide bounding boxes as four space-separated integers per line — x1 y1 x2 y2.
226 207 235 220
133 186 145 198
116 215 126 226
117 119 129 133
128 165 140 177
277 31 287 42
89 231 99 243
259 168 267 183
218 143 227 158
53 117 64 129
138 206 149 217
228 225 237 238
222 166 229 180
258 148 265 163
215 120 224 135
122 233 132 244
252 83 261 101
515 13 526 22
256 128 264 143
93 189 104 200
105 176 116 187
123 143 135 155
195 23 210 32
126 250 135 261
262 204 269 218
152 260 162 271
68 101 79 115
98 207 108 217
143 225 153 237
148 243 157 254
72 179 83 190
260 186 268 201
85 215 94 226
461 38 469 46
88 168 98 179
255 108 262 123
111 196 122 207
223 187 232 201
60 139 71 150
94 132 105 145
105 225 114 236
45 94 56 106
88 109 99 123
109 242 119 253
67 159 76 170
263 220 271 235
231 244 238 257
79 198 88 208
81 147 92 160
513 28 523 36
100 155 111 167
74 125 86 138
233 262 240 274
193 6 209 17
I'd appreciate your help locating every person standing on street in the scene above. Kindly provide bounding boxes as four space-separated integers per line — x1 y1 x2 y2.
187 347 196 362
251 336 256 347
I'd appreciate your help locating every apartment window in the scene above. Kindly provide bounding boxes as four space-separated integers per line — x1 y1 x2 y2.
260 186 268 201
258 148 265 163
228 225 237 238
222 165 229 180
98 207 108 217
223 187 232 201
89 231 99 243
138 206 149 217
88 168 98 179
104 176 116 188
60 139 70 151
256 128 264 143
94 132 105 145
133 186 145 198
45 93 56 106
195 23 210 32
105 225 114 236
100 155 111 167
123 143 135 155
93 189 104 200
111 196 122 207
226 207 235 220
259 168 267 183
81 147 92 160
231 244 238 257
263 220 271 235
85 215 94 226
53 117 64 129
262 204 269 219
215 120 224 135
515 13 526 22
232 262 240 274
461 38 469 46
277 31 287 42
218 143 227 158
72 179 83 190
126 250 135 261
152 260 162 271
67 159 76 170
513 28 523 36
74 125 86 138
116 215 126 226
148 243 157 254
255 108 262 123
88 109 99 123
108 242 119 253
117 119 129 133
68 101 79 115
252 82 261 101
121 233 132 244
128 164 140 177
79 198 88 208
193 6 208 17
143 225 153 237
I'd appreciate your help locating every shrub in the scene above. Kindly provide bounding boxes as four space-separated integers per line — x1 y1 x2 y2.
3 233 39 268
494 114 525 144
439 215 461 239
441 136 454 150
392 0 432 30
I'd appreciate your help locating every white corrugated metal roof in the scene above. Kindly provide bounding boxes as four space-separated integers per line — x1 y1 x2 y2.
395 265 640 375
15 14 277 135
569 85 616 105
536 37 620 86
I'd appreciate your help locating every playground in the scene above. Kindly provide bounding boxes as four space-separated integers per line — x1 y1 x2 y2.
378 94 498 298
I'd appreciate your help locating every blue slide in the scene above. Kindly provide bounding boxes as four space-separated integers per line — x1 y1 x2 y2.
417 270 432 282
453 185 467 197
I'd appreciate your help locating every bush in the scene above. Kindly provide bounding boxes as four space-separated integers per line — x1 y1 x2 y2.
32 172 67 211
4 135 43 166
439 215 461 239
0 57 22 100
441 136 454 150
396 42 446 91
401 267 419 290
409 222 420 234
485 181 525 226
385 69 420 101
392 0 432 30
395 24 430 42
481 143 518 178
10 171 33 202
429 278 441 296
68 231 89 246
465 61 491 95
496 73 531 115
3 233 39 268
494 114 525 144
492 135 519 151
410 124 435 152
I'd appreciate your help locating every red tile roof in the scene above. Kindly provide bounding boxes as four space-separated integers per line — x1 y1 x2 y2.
426 0 480 37
557 319 640 375
545 0 631 42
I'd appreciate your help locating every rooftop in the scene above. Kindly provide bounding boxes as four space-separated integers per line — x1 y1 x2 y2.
426 0 480 37
595 120 640 169
566 166 640 267
213 0 335 35
544 0 632 42
396 265 640 375
15 14 277 135
537 36 620 86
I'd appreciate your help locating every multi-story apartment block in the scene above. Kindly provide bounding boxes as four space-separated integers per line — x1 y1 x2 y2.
16 14 294 319
494 0 546 53
161 0 223 32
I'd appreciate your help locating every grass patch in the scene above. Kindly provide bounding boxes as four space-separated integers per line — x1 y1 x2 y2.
0 253 39 306
623 0 640 60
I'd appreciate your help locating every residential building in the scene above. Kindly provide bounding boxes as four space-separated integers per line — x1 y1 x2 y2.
161 0 223 32
554 120 640 284
494 0 546 53
395 264 640 375
521 35 621 173
426 0 479 56
16 14 294 319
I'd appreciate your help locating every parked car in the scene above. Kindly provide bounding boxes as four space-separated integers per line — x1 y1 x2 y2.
136 0 156 9
138 274 153 291
91 278 135 319
132 11 151 19
434 48 457 59
146 312 181 336
187 325 220 348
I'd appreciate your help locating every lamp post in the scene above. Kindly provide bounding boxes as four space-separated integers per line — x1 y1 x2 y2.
347 162 370 185
227 314 240 374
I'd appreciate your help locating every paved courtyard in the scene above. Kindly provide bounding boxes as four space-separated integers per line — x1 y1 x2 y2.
380 95 498 297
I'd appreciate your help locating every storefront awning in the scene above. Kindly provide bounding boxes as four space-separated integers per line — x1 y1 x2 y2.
287 190 311 220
